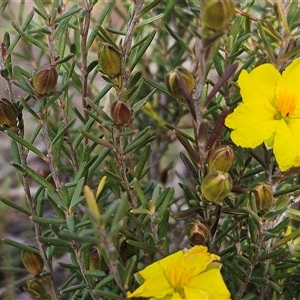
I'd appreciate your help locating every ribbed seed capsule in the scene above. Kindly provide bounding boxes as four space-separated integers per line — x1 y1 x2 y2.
201 171 232 204
165 67 195 102
98 43 121 79
32 64 58 96
252 182 273 212
201 0 235 31
186 216 209 245
0 98 19 131
21 249 44 275
207 145 234 172
111 100 132 125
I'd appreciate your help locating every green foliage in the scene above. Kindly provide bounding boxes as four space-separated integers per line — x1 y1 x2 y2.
0 1 300 299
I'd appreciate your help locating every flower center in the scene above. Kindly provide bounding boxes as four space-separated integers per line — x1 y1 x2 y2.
276 90 297 119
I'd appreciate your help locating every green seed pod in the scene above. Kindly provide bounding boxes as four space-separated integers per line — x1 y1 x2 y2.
0 98 19 131
32 64 58 96
207 145 234 172
201 171 232 204
165 67 195 102
186 216 209 245
98 43 121 79
21 249 44 275
111 100 132 125
252 182 274 212
201 0 235 31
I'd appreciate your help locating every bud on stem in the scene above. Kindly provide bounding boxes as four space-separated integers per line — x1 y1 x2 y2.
201 171 232 204
32 64 58 96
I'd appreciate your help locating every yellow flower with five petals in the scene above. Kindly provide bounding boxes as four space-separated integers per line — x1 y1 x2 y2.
127 245 230 300
225 58 300 171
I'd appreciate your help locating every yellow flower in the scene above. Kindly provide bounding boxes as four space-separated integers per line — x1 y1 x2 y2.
225 58 300 171
127 245 230 300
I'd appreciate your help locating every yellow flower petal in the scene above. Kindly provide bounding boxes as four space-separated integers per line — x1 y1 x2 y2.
273 120 297 171
127 277 173 298
288 120 300 167
183 246 218 277
188 265 231 299
238 64 280 106
139 250 183 280
276 58 300 115
225 101 277 148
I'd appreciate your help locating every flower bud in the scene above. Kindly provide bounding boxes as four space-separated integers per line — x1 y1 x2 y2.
98 43 121 79
21 249 44 275
111 100 132 125
186 216 209 245
252 182 273 212
165 67 195 102
201 171 232 204
24 278 51 299
201 0 235 31
0 98 19 131
32 64 58 96
207 145 234 172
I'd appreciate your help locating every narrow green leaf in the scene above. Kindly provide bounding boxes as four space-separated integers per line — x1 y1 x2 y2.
136 13 164 29
10 20 48 53
80 130 115 150
164 22 193 55
123 255 137 287
97 26 119 51
144 77 170 95
69 177 86 209
123 131 155 155
55 6 81 23
11 163 55 191
2 239 40 254
6 130 45 160
126 239 156 252
138 0 161 17
134 143 152 179
130 30 156 71
51 119 76 146
94 274 114 290
111 195 127 230
31 216 66 224
87 2 112 49
84 270 106 278
0 197 31 216
132 89 157 113
33 0 48 18
38 236 71 248
156 188 174 220
7 10 34 56
93 289 124 299
133 178 149 209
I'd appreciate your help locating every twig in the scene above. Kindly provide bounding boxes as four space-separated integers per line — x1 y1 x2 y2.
0 45 61 298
